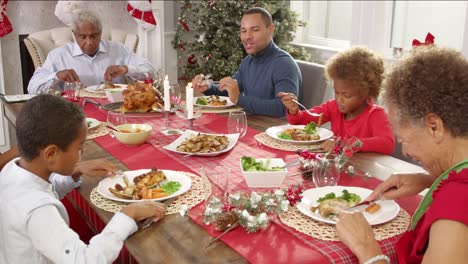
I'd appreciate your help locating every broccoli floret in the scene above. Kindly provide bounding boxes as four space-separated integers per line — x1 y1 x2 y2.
278 133 292 140
304 121 317 134
317 192 336 202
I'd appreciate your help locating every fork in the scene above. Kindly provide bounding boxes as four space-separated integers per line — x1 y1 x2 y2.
292 99 321 117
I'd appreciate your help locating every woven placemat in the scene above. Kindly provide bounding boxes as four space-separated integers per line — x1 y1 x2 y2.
87 123 109 139
79 89 106 98
254 132 324 152
199 105 244 114
90 171 210 215
279 206 410 241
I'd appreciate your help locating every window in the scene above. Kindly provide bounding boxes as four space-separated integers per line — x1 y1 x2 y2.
391 1 468 51
291 1 468 57
291 1 352 49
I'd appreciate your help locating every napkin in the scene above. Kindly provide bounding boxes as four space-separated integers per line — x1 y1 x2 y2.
412 32 435 47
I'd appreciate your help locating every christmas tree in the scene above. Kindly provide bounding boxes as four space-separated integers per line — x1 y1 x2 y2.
172 0 308 81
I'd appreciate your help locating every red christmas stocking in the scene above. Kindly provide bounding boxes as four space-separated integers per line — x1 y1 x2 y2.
0 0 13 38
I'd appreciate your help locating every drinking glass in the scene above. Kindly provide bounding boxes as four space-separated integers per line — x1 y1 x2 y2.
201 166 230 202
227 111 247 138
63 82 80 101
170 83 182 109
106 111 127 137
313 154 340 187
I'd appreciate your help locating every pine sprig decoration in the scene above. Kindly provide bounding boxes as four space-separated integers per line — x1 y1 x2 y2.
172 0 309 81
203 190 290 233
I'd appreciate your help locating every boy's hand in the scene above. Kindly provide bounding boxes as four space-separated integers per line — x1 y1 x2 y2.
277 92 299 115
319 139 336 153
73 159 118 178
121 201 166 222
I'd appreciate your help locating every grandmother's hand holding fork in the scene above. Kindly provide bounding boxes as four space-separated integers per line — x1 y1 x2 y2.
278 92 299 114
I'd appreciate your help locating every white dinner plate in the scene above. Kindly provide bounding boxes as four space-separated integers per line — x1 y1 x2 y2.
85 84 127 94
97 169 192 203
86 117 100 130
194 96 235 109
297 186 400 225
265 124 334 145
163 129 239 157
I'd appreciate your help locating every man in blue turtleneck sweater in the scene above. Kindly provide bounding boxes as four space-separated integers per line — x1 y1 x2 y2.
192 7 302 118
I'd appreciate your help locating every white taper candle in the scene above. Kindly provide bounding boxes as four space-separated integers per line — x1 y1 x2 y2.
163 75 170 111
186 82 194 119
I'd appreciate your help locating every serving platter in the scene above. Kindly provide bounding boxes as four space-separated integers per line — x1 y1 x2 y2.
163 129 239 157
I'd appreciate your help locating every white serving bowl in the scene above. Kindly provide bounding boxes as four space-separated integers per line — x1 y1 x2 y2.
105 88 126 102
113 124 152 146
241 158 288 188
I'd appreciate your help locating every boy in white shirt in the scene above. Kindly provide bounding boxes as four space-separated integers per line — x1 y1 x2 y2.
0 94 165 263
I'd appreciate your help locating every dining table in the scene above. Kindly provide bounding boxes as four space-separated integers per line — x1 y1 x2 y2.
2 96 425 264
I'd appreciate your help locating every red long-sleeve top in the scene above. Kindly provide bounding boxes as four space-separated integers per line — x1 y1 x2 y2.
286 99 395 155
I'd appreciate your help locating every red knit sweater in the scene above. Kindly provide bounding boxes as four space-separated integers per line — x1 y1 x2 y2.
286 99 395 154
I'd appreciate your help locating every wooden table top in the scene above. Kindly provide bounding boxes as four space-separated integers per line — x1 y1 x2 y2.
2 101 424 263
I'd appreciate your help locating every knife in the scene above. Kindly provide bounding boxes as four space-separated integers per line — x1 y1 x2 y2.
139 196 177 230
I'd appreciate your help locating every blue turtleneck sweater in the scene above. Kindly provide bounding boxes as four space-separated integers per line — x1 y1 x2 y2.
204 41 301 117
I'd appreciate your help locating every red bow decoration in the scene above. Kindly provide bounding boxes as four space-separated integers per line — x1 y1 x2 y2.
412 32 435 47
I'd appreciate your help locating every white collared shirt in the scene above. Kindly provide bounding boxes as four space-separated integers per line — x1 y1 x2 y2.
28 40 156 94
0 158 137 264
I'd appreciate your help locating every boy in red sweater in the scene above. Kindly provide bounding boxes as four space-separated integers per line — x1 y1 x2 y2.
279 46 395 154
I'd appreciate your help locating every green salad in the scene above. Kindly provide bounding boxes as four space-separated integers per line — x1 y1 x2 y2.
241 156 284 171
196 97 209 105
161 181 182 194
317 189 361 204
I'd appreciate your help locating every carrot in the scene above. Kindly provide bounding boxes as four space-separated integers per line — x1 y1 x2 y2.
151 191 169 199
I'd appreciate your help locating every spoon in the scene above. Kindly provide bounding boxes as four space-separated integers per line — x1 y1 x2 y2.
105 124 120 132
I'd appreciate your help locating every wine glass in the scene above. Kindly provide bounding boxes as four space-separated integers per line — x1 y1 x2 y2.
227 111 247 138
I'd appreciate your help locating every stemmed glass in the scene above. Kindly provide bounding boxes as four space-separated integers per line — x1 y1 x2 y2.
227 111 247 138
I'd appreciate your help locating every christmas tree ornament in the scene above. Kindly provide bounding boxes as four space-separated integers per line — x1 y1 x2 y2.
127 0 156 31
0 0 12 37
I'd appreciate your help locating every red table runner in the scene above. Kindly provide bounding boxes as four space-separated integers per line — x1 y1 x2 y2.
83 101 422 263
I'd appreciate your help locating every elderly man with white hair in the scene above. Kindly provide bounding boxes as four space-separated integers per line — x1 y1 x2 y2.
28 9 156 94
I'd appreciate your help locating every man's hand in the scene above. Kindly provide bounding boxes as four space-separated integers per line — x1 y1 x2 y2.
278 92 299 115
219 77 240 104
72 159 118 180
56 69 81 83
192 74 209 93
366 172 433 201
104 65 128 82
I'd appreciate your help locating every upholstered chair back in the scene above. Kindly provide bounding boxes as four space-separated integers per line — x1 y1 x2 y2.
24 27 139 69
296 60 328 109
